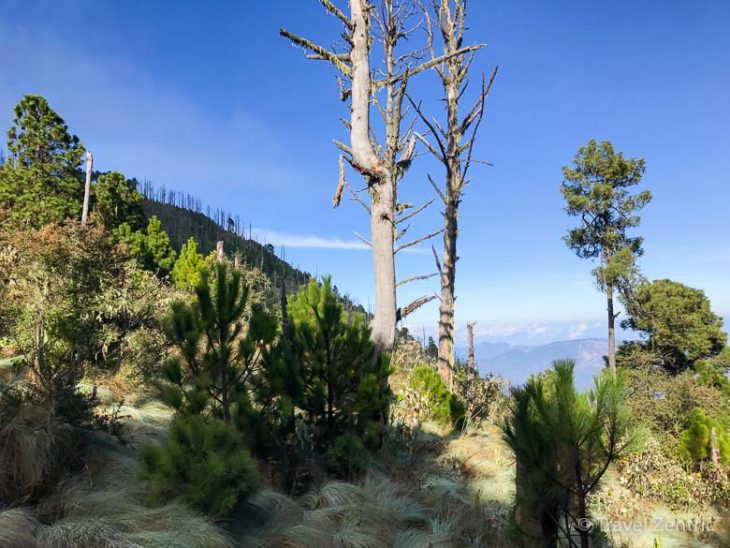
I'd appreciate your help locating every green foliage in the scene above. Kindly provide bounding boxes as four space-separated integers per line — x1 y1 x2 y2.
289 277 389 473
502 360 639 545
697 348 730 393
93 171 146 231
679 407 730 468
139 414 259 518
0 222 119 424
425 336 438 360
0 95 84 227
172 237 205 290
623 279 727 372
158 262 278 424
406 365 463 427
561 139 651 308
452 361 505 429
116 215 176 277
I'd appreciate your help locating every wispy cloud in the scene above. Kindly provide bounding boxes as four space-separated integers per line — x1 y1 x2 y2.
254 229 370 251
463 320 611 346
254 228 431 254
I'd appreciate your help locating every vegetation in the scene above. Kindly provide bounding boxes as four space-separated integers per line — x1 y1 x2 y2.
0 95 85 227
0 3 728 546
503 360 639 547
561 139 652 370
289 277 390 475
623 279 727 372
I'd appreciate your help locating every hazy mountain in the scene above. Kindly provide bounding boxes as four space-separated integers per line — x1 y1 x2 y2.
468 338 608 389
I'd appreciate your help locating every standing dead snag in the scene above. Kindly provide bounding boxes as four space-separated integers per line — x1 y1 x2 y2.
281 0 478 352
466 321 476 369
410 0 496 388
81 150 93 226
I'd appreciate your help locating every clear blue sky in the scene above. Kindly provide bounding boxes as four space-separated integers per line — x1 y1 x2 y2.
1 1 728 345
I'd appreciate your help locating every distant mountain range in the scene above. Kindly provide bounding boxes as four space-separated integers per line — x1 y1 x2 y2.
463 338 609 389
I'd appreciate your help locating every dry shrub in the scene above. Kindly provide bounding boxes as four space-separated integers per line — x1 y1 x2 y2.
616 435 725 510
624 367 728 445
0 403 83 506
0 508 40 548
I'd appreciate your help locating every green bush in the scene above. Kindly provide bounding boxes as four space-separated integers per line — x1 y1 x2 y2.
139 414 259 518
405 365 464 428
288 277 390 474
679 407 730 468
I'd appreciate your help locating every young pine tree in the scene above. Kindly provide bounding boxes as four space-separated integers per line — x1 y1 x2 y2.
116 215 176 277
0 95 85 227
158 261 278 423
93 171 146 231
561 140 652 371
289 277 390 474
503 360 639 548
172 237 205 290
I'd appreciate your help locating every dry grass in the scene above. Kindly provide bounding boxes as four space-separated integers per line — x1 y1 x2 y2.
0 404 65 506
0 508 40 548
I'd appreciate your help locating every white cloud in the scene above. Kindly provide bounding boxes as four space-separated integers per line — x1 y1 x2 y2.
459 320 609 346
254 229 370 251
254 228 431 254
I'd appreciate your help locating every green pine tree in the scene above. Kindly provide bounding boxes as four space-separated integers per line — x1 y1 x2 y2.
623 279 727 372
288 277 390 475
561 140 652 371
172 237 205 290
116 215 176 277
93 171 146 231
0 95 85 227
159 261 278 423
503 360 640 548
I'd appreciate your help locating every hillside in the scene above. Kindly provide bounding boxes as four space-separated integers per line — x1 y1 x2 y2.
141 199 310 293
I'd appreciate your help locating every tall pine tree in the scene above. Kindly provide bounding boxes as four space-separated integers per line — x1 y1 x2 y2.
560 140 651 371
0 95 85 226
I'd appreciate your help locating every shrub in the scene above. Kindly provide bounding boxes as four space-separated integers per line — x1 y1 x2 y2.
289 277 390 473
452 361 505 430
404 365 463 428
679 407 730 469
502 360 640 547
139 414 260 518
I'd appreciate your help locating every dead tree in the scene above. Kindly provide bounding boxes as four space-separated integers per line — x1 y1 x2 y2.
81 150 93 226
466 321 476 369
281 0 478 352
411 0 496 387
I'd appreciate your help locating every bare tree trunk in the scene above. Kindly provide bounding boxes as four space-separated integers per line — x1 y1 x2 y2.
438 200 458 386
412 1 495 389
466 321 476 369
81 150 93 225
216 241 224 263
370 174 397 350
607 283 616 372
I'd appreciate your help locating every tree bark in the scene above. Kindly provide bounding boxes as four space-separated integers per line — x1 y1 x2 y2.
438 199 458 387
607 283 616 372
216 241 225 263
350 0 396 352
81 150 93 226
466 321 476 369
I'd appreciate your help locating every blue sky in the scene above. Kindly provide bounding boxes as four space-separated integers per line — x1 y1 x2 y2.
1 1 728 345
